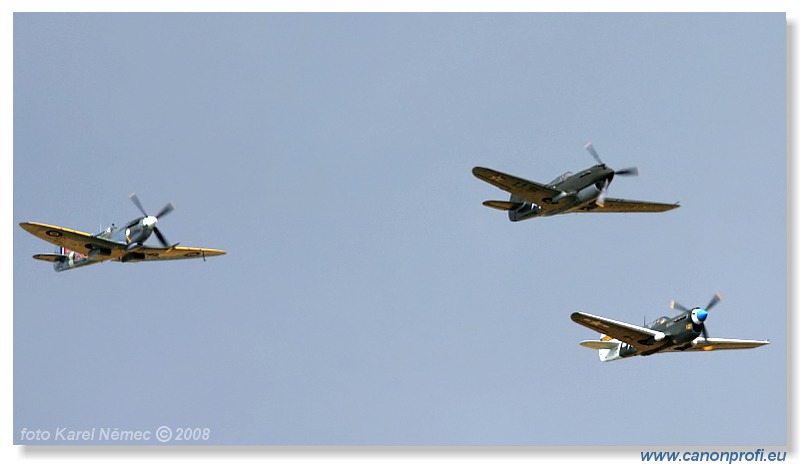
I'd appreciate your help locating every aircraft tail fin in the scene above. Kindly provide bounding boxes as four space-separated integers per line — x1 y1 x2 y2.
506 194 540 222
579 335 623 362
32 246 93 272
479 194 541 221
31 246 72 262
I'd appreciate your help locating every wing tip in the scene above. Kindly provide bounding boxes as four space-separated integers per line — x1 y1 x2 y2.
19 221 48 234
196 248 226 257
180 247 226 256
472 166 491 177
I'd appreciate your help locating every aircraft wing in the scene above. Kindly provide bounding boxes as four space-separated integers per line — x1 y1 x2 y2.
472 167 562 205
587 198 680 213
571 311 664 353
127 245 226 261
19 222 122 256
664 338 770 352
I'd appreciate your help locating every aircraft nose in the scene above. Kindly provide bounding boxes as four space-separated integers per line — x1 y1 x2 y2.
143 216 158 230
690 307 708 325
696 309 708 322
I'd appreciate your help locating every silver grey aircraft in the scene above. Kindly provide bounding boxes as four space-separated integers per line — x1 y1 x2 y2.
20 193 225 272
571 293 769 362
473 142 679 221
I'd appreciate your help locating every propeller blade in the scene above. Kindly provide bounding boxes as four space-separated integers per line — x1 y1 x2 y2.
670 299 689 313
700 325 714 350
706 292 722 311
596 179 610 207
584 142 604 165
130 193 148 217
153 227 169 247
615 166 639 176
156 203 175 219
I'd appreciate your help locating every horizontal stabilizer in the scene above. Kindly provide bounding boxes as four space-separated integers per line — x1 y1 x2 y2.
32 254 67 263
482 200 524 211
579 340 620 350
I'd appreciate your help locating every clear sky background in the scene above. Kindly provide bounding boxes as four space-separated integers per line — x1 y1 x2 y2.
9 7 788 454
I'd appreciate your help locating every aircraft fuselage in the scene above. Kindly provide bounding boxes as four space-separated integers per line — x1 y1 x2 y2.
613 310 706 359
639 310 706 354
94 216 156 248
510 165 615 221
551 165 615 194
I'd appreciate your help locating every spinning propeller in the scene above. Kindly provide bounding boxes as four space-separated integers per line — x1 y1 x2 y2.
670 292 723 349
130 193 175 247
584 142 639 207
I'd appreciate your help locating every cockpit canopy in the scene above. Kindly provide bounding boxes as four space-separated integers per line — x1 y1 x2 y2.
648 316 670 328
548 171 573 186
93 224 116 238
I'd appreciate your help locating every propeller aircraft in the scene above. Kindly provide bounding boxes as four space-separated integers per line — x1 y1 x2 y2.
472 142 679 221
571 293 769 362
19 193 225 272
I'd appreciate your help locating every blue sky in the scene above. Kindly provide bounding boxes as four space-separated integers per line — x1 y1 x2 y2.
6 4 793 462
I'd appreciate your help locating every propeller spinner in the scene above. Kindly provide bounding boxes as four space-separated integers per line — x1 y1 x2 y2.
129 193 175 247
584 142 639 207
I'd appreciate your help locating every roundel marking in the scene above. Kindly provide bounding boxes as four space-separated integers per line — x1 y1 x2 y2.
46 230 63 237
